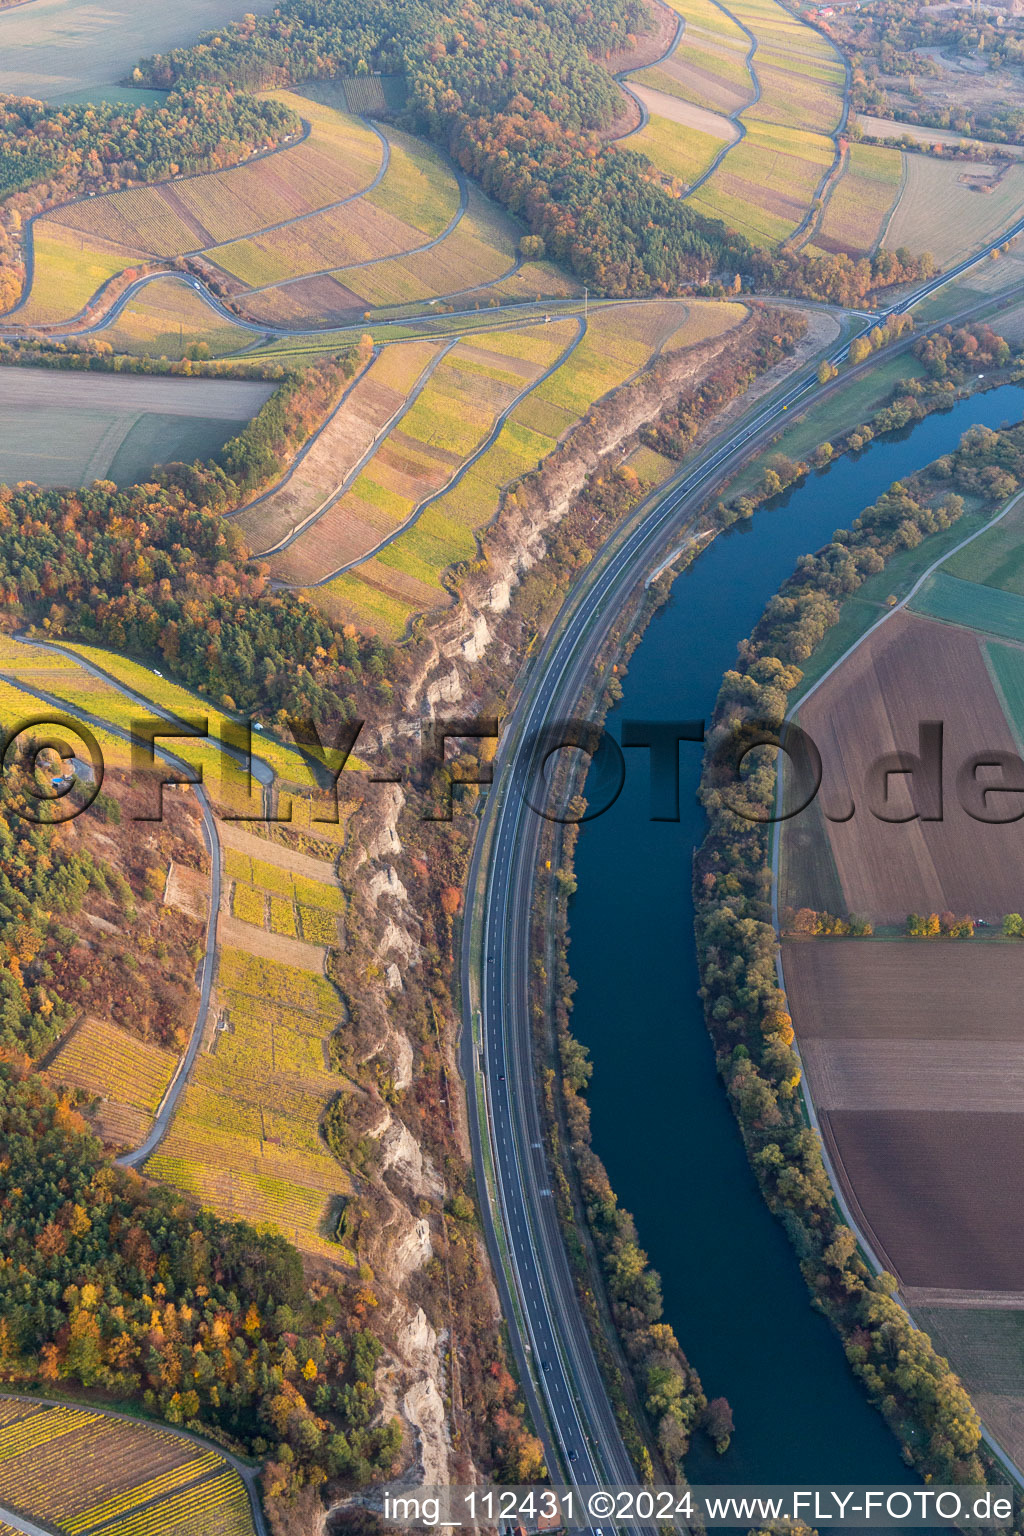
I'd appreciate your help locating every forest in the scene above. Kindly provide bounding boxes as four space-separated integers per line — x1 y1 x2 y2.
0 1069 401 1500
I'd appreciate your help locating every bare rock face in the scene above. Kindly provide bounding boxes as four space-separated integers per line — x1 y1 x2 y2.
369 1105 442 1200
402 321 758 713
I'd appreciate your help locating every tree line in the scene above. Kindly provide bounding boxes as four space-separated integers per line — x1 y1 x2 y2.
131 0 933 305
694 421 1024 1489
0 1069 401 1507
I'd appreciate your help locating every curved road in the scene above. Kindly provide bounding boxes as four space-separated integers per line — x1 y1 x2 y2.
0 1393 267 1536
5 634 277 1169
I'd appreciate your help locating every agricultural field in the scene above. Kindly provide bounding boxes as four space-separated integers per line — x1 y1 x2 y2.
623 0 844 246
99 278 254 359
732 0 845 135
883 155 1024 268
232 339 448 555
628 92 736 189
13 224 136 327
782 939 1024 1290
146 946 352 1262
913 1307 1024 1469
632 0 755 117
224 832 345 950
0 1398 254 1535
268 322 581 588
45 1015 178 1148
807 142 903 258
47 93 382 259
0 368 273 490
0 0 275 101
689 121 834 247
320 299 747 635
787 608 1024 921
210 129 460 289
908 568 1024 642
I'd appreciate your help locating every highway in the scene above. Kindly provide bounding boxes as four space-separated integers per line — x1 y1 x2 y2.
459 228 1024 1515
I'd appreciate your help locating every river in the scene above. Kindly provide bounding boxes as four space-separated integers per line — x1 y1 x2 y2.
569 380 1024 1485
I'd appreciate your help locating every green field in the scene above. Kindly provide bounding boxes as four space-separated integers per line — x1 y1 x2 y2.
810 142 904 258
908 568 1024 641
788 508 994 701
690 121 834 246
945 498 1024 594
985 641 1024 752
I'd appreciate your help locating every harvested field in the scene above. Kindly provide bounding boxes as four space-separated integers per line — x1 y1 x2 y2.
909 568 1024 641
0 1398 253 1535
791 609 1024 921
629 84 738 141
690 121 834 246
147 947 351 1261
233 340 445 553
821 1109 1024 1290
809 142 903 257
782 939 1024 1040
802 1037 1024 1112
884 156 1024 267
0 367 273 489
272 322 577 587
855 116 1024 154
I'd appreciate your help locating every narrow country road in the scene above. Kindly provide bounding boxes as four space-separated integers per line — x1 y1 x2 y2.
0 1394 268 1536
5 635 276 1168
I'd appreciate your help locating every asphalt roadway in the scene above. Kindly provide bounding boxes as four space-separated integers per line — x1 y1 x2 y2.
457 235 1024 1525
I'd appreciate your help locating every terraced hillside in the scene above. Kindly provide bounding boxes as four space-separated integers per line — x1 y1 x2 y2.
0 1398 255 1536
247 298 747 637
622 0 1024 267
14 88 568 336
621 0 847 246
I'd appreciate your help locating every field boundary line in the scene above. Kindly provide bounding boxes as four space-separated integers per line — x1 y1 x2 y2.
253 335 460 559
239 158 471 296
873 149 910 257
182 116 390 256
768 486 1024 1492
291 316 588 588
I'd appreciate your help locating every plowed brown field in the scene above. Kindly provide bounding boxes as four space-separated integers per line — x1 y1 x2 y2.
792 610 1024 921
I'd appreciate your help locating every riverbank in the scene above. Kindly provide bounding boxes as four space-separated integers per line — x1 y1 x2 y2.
566 378 1024 1485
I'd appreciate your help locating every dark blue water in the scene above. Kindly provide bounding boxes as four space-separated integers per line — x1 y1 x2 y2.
570 383 1024 1484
